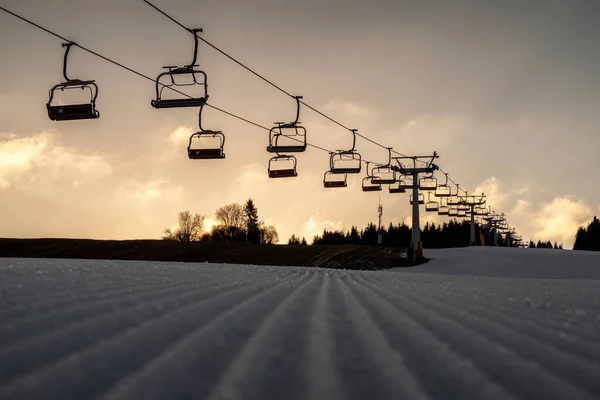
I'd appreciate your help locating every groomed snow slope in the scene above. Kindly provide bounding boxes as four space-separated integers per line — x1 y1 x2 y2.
1 248 600 399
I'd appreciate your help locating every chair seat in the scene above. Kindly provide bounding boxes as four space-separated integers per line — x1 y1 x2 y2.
47 104 99 121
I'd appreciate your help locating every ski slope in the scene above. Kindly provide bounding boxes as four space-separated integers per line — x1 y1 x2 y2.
1 248 599 399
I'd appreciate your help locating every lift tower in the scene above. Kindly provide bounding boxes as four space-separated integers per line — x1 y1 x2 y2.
485 211 505 246
460 192 486 246
392 152 439 262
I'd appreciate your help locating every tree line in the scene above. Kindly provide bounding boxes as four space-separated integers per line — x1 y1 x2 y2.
163 198 279 244
574 216 600 251
298 220 561 249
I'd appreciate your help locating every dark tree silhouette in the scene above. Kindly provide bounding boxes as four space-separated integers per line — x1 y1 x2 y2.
288 234 301 245
162 211 204 242
214 203 247 241
573 216 600 251
244 199 261 244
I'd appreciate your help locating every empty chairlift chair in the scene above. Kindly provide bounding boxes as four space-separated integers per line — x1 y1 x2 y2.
47 42 100 121
370 148 396 184
330 129 362 174
361 162 382 192
268 155 298 178
389 180 406 194
475 206 489 216
425 193 439 212
448 208 459 217
187 105 225 159
151 29 208 109
323 170 347 188
447 184 463 206
419 174 438 191
438 205 450 215
267 96 307 153
435 173 451 197
410 193 425 205
400 175 418 190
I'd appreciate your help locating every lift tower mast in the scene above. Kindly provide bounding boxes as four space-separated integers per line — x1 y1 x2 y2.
392 152 439 263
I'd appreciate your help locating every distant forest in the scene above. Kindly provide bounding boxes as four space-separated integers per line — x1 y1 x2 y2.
291 220 563 249
574 216 600 251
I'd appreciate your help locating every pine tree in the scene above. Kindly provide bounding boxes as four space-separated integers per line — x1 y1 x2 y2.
244 198 261 244
301 237 307 246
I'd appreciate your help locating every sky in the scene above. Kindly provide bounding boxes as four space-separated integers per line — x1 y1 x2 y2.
1 0 599 247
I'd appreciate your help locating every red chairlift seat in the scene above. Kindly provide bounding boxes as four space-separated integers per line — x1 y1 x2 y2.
323 171 347 188
268 155 298 179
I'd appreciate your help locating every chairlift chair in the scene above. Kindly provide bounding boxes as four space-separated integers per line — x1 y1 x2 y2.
188 105 225 159
267 96 307 153
323 170 347 188
330 129 362 174
389 182 406 194
475 206 488 216
419 175 438 191
371 166 396 185
151 29 208 109
438 206 450 216
457 209 467 217
362 176 382 192
448 208 459 217
399 175 418 190
425 193 439 212
457 203 470 212
268 155 298 178
47 43 100 121
370 148 396 184
410 193 425 205
435 174 451 197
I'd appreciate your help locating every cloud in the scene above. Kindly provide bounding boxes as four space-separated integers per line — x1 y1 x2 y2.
0 131 112 192
532 196 593 247
300 213 344 242
323 98 379 119
471 177 505 210
159 125 194 161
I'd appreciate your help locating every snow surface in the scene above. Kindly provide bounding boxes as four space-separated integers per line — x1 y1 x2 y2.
1 248 600 399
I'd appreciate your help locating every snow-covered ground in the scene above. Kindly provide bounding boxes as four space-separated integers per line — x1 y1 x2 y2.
1 248 599 399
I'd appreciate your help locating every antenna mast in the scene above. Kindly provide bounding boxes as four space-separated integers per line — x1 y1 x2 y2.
378 197 383 245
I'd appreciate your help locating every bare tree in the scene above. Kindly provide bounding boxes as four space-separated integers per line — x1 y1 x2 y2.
163 211 204 242
260 223 279 244
214 203 247 240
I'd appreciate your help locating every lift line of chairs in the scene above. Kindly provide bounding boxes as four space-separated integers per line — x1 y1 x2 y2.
43 34 492 211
